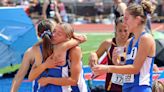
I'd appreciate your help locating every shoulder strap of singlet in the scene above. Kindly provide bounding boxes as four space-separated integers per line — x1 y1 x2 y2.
107 38 116 62
135 32 146 46
127 32 146 54
107 38 116 52
66 50 70 61
129 37 134 48
40 45 43 53
65 50 71 76
61 50 70 67
112 38 117 46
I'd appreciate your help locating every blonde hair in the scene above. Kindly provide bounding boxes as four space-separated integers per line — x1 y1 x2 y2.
126 0 153 24
60 23 74 39
152 80 164 92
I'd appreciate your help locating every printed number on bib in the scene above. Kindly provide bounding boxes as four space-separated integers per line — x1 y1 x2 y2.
111 73 123 85
124 74 134 83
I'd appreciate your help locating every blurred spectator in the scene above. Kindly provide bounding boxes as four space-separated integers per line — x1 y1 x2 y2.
19 0 38 16
29 0 42 16
57 0 68 22
0 1 3 6
42 0 62 23
126 0 158 33
1 0 16 6
126 0 134 6
154 0 164 23
95 1 104 23
42 0 55 19
113 0 127 20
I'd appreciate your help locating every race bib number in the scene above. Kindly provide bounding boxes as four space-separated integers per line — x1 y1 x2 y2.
126 47 137 60
111 73 124 85
124 74 134 83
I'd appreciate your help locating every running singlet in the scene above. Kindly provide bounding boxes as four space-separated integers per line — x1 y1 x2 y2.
123 32 154 91
46 0 55 18
105 38 122 92
33 45 89 92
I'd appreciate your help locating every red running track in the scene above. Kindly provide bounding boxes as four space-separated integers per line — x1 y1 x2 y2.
72 23 164 33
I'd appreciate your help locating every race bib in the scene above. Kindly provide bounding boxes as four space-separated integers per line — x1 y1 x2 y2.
126 47 137 60
111 73 124 85
124 74 134 83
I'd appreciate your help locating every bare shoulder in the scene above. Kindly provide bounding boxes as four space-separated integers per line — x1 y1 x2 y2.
24 46 35 56
26 47 33 54
31 44 40 52
29 45 40 58
140 33 155 44
70 46 81 53
69 46 82 61
139 33 155 50
139 33 155 56
101 39 113 49
21 47 35 65
104 39 112 44
126 37 133 44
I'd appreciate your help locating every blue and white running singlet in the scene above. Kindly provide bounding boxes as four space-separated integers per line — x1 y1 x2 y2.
32 45 89 92
123 32 154 92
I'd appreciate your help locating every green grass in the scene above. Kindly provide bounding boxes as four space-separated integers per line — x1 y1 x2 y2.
81 33 114 65
0 64 20 74
0 31 164 74
0 33 114 74
153 31 164 39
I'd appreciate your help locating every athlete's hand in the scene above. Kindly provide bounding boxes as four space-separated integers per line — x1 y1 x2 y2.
89 52 98 68
38 77 49 86
73 33 87 43
44 54 63 68
112 48 119 64
92 65 109 75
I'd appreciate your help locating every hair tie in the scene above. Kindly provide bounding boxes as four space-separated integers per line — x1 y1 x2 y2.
141 3 148 16
143 7 148 16
41 30 52 38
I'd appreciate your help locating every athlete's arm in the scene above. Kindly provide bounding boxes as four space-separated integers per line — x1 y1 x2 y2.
54 1 62 23
62 34 87 51
89 39 112 67
28 46 53 81
28 45 62 81
38 46 82 86
10 47 34 92
92 34 155 75
112 38 131 65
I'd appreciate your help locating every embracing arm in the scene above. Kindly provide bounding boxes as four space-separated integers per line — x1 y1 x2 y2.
28 61 47 81
62 34 87 50
29 47 64 81
96 40 111 58
93 35 155 74
28 46 48 81
39 46 82 86
89 39 111 67
10 48 34 92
